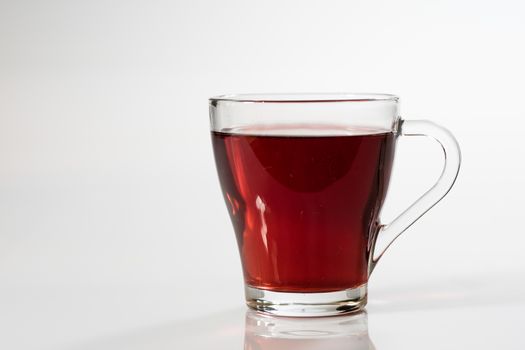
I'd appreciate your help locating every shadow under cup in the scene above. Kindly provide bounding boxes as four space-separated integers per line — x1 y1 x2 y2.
210 93 460 317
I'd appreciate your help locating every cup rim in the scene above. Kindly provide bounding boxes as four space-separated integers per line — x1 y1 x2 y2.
209 93 399 103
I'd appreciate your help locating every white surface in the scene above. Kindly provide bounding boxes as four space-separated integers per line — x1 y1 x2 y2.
1 0 525 349
2 274 523 349
67 301 525 350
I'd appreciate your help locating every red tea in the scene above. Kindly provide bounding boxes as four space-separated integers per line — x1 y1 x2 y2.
212 127 395 292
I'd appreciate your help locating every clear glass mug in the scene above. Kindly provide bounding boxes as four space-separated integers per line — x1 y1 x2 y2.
210 93 460 317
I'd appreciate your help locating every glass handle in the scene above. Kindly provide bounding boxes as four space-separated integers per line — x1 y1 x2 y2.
369 119 461 274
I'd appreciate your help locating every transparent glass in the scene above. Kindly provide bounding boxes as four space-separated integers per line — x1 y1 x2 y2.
209 93 461 317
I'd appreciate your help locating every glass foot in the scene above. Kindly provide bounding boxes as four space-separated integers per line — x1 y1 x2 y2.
245 284 367 317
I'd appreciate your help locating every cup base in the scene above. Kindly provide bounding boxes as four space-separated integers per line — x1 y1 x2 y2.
245 284 367 317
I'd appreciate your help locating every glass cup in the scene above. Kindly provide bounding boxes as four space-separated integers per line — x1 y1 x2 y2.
210 93 461 317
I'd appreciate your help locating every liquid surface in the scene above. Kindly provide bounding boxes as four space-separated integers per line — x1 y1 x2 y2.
212 127 395 292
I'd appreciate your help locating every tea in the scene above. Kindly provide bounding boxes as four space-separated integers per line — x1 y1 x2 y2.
212 127 395 292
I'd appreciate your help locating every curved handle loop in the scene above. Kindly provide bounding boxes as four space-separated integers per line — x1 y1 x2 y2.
369 119 461 274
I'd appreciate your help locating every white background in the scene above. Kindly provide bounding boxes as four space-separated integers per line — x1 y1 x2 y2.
1 0 525 349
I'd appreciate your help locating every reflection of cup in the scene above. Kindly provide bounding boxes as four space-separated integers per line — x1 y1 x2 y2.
244 310 375 350
210 93 461 317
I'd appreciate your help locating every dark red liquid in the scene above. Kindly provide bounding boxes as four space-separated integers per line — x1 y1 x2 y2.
212 127 395 292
